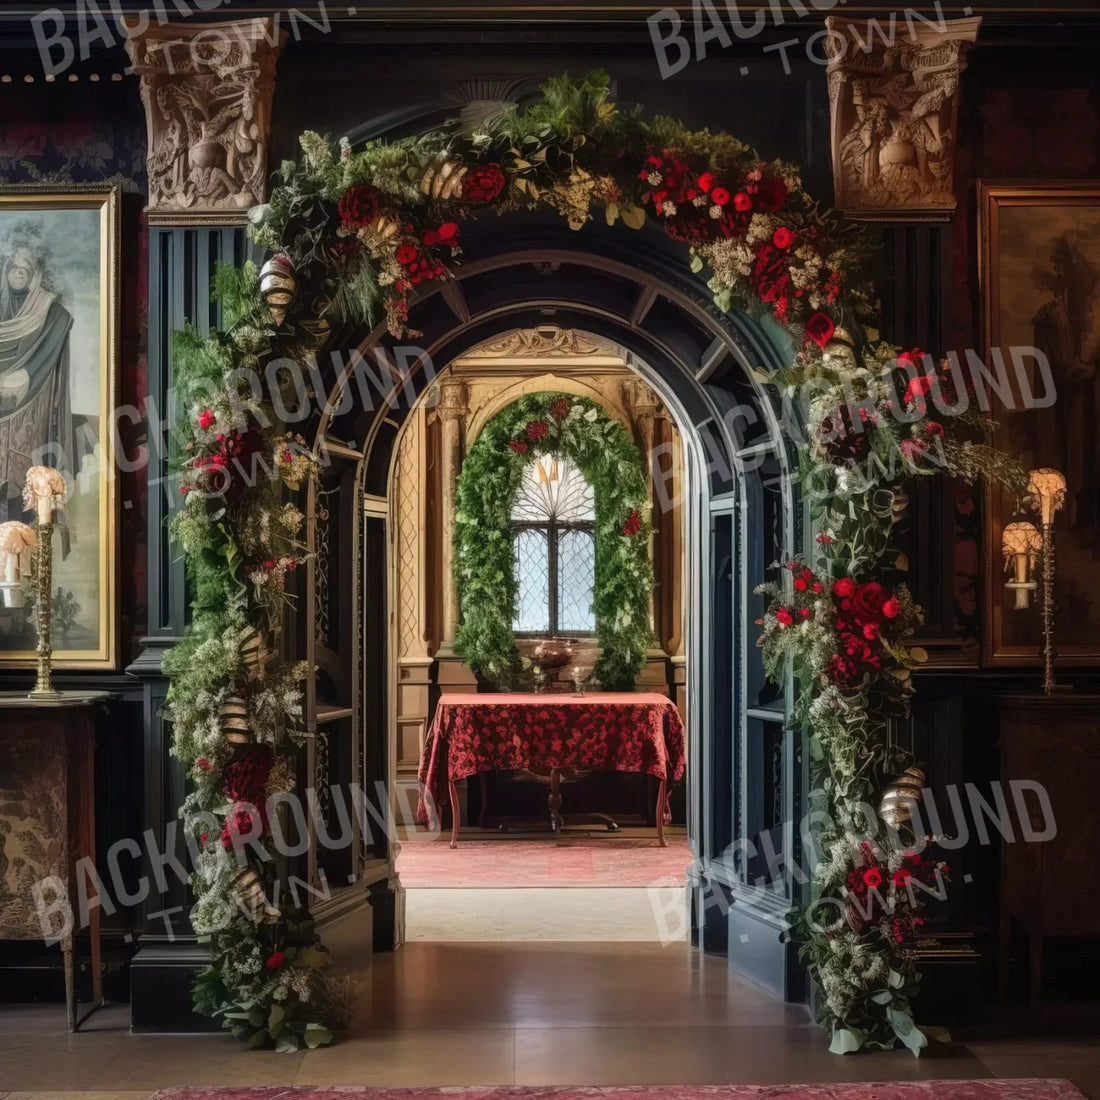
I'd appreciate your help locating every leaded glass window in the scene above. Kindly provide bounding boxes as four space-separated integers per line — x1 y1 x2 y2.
512 455 596 635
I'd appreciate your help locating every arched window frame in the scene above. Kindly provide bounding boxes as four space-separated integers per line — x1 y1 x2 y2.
510 454 597 637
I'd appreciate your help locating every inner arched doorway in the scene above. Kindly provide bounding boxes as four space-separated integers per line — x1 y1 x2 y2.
302 230 806 1000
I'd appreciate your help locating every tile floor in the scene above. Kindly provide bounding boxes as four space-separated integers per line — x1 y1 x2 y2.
0 942 1098 1098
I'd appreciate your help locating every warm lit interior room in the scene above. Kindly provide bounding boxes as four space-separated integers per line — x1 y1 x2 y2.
1 2 1099 1099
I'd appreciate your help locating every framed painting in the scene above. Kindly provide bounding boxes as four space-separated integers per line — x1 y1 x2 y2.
0 185 119 669
979 181 1100 664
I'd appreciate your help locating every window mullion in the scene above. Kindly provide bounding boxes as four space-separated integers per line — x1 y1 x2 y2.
549 519 559 635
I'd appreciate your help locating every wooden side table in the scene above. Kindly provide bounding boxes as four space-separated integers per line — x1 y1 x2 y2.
996 693 1100 1004
0 691 111 1030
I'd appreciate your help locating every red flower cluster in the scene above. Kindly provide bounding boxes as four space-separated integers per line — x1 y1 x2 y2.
527 419 548 441
510 440 528 453
622 509 642 537
549 398 573 420
197 409 214 430
462 162 507 204
222 743 274 805
181 427 268 505
337 185 381 229
221 806 261 850
828 577 900 687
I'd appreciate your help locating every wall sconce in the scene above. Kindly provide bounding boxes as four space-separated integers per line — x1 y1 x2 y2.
1016 467 1067 695
0 520 36 610
1001 520 1042 610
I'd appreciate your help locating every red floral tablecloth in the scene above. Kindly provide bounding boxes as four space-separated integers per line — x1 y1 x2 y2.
415 692 685 826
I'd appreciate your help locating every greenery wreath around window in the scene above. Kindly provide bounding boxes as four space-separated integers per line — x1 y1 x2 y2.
164 69 1025 1054
454 392 653 689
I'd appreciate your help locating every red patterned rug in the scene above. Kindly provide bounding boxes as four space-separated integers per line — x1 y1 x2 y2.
395 837 693 887
150 1082 1086 1099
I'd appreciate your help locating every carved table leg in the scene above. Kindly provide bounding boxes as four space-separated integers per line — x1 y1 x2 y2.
656 778 668 848
63 932 75 1032
549 768 564 836
448 779 460 849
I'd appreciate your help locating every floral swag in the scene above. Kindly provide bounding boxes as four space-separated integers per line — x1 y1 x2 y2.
453 392 653 688
165 69 1022 1053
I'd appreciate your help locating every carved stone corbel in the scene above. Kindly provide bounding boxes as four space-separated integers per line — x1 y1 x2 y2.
825 16 981 220
125 20 287 224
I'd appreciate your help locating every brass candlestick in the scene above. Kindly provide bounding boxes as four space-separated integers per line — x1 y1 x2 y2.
30 517 59 698
1026 468 1067 697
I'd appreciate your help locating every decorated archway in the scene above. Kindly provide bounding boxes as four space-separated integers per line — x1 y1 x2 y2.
165 70 1022 1055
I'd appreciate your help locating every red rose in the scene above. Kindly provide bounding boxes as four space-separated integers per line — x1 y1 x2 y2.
510 440 528 453
776 607 794 626
794 578 807 591
461 162 507 204
437 221 459 242
197 409 214 430
881 597 900 619
527 420 548 441
804 312 836 349
265 951 286 970
710 187 731 207
851 582 887 626
622 509 642 536
754 177 789 212
733 191 753 212
396 244 418 265
772 226 795 250
337 185 381 229
697 172 715 192
833 577 856 598
549 398 572 420
862 867 883 889
751 243 791 303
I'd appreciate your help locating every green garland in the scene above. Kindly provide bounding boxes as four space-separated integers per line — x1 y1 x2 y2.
453 393 653 687
162 69 1022 1053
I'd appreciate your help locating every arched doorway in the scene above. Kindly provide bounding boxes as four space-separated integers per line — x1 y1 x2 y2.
302 227 806 998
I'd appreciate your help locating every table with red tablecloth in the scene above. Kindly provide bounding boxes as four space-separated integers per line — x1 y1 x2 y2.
415 692 686 846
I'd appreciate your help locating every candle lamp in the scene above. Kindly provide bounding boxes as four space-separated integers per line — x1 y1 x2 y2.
22 465 68 699
1001 520 1042 610
0 521 36 610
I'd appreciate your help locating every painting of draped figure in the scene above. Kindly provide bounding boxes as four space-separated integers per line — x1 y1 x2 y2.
980 182 1100 663
0 187 117 667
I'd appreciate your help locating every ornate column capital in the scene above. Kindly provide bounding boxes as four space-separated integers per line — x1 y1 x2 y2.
125 20 287 225
825 16 981 221
437 379 469 423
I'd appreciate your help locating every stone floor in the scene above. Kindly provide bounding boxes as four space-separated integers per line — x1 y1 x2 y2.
0 942 1098 1097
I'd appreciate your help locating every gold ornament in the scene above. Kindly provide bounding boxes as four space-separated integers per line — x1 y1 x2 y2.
230 867 280 921
259 253 297 326
358 214 400 247
879 766 926 831
240 627 269 679
419 155 468 201
220 695 252 745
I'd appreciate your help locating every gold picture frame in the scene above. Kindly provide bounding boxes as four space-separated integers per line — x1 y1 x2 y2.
979 181 1100 665
0 184 119 669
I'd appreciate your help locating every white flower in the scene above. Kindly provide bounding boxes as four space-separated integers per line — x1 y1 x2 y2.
661 200 677 216
709 205 723 219
646 172 662 186
693 194 708 207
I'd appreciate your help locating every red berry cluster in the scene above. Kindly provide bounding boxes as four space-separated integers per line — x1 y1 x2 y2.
827 576 900 687
181 427 268 505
